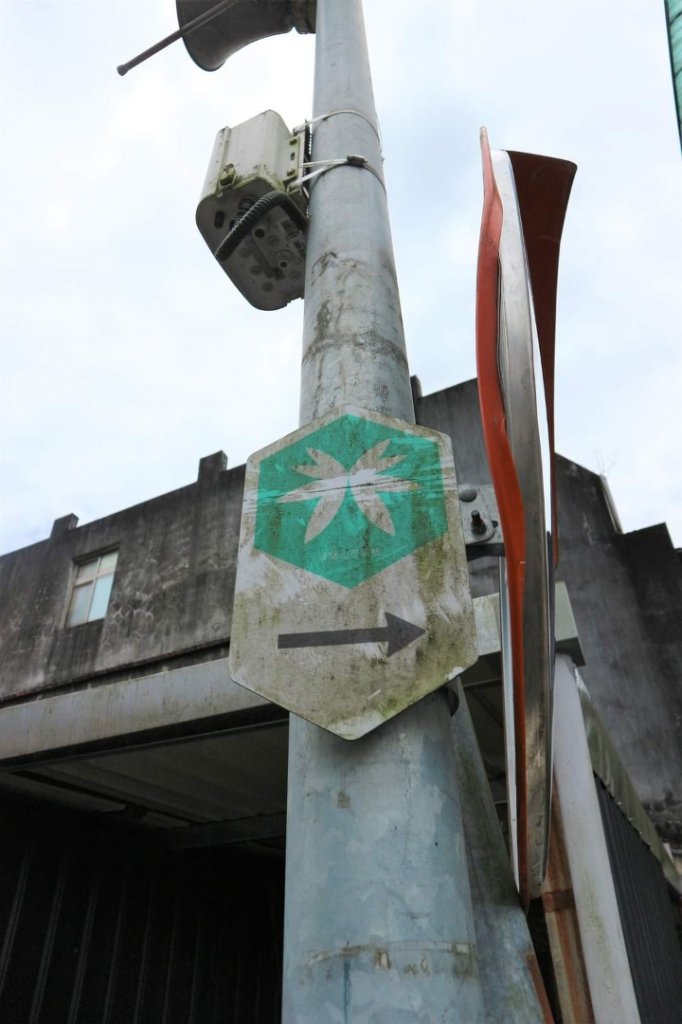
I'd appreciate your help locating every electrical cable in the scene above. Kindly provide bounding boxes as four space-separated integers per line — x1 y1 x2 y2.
214 191 307 263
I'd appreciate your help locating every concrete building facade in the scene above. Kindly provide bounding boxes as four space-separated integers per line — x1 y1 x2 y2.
0 378 680 1022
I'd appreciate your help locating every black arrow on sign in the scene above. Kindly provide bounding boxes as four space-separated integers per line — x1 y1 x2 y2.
278 613 425 658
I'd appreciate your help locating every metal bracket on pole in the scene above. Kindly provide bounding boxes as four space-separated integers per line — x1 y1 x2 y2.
459 482 504 558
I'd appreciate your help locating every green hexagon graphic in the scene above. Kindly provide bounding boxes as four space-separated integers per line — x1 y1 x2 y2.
254 413 447 587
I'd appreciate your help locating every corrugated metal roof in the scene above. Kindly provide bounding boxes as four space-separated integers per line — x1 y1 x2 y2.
597 780 682 1023
0 722 289 851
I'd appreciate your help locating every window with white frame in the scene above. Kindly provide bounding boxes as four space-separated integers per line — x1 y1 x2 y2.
66 551 118 627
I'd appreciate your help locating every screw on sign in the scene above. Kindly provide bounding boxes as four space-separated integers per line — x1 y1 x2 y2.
230 407 477 739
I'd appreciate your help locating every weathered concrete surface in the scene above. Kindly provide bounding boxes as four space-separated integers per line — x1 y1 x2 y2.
0 453 241 701
417 379 682 849
556 510 682 845
414 378 492 491
0 657 271 763
1 379 680 850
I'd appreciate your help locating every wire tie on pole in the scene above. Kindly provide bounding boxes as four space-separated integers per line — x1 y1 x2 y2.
294 108 382 146
294 155 385 190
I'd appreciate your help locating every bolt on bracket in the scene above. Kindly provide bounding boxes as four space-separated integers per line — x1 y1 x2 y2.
458 483 504 559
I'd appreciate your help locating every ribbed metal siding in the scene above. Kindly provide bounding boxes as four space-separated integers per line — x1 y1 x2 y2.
0 799 284 1024
596 779 682 1024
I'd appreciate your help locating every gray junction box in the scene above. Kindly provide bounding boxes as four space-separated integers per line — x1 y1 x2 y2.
196 110 308 310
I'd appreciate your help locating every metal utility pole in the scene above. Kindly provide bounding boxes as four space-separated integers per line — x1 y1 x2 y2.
282 1 484 1019
119 2 569 1020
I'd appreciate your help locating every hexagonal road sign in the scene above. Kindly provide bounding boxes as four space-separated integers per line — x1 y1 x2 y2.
229 407 477 739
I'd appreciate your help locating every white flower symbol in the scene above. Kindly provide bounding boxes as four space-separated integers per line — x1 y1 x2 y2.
278 440 417 543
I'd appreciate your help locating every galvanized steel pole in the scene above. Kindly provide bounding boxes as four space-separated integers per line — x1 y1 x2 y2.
298 8 413 424
451 681 548 1022
282 1 485 1019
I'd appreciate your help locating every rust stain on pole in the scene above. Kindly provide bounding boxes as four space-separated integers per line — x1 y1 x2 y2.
541 788 595 1024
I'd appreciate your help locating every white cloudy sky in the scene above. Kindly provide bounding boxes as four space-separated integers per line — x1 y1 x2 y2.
1 0 680 556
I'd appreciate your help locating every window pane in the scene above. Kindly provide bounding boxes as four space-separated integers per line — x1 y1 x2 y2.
89 573 114 621
68 582 92 626
99 551 118 573
75 559 97 582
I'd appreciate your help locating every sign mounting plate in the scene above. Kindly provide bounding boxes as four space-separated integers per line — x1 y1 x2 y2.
229 407 477 739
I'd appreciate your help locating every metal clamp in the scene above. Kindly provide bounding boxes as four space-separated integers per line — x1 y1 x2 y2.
294 154 385 190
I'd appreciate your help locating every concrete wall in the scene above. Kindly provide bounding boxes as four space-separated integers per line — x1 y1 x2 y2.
418 378 682 846
1 379 680 844
554 465 682 844
0 453 242 701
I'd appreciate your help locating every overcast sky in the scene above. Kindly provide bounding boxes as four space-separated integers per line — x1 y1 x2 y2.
1 0 680 557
